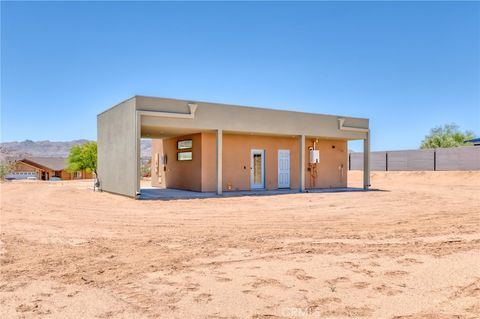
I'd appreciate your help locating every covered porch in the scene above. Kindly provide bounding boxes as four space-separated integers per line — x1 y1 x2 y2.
139 185 368 200
141 128 369 195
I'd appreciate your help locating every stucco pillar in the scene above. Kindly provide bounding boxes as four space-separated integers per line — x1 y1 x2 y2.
299 134 305 192
363 131 370 190
135 112 141 198
216 129 223 195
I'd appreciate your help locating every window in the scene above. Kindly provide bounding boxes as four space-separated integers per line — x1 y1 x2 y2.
177 152 193 161
177 140 192 149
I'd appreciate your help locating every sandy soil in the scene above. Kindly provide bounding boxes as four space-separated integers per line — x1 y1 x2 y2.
1 171 479 319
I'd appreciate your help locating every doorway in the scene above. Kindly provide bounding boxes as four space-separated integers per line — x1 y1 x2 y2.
250 149 265 189
41 171 49 181
278 149 290 188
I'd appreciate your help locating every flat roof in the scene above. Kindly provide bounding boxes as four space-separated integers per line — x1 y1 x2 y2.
134 95 368 121
99 95 368 121
99 95 369 141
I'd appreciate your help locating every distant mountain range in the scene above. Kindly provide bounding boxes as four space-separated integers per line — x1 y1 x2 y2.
0 139 152 162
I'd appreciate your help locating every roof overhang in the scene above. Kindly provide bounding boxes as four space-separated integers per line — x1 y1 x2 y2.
133 96 369 141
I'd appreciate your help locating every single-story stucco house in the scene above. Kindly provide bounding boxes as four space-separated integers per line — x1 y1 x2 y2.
97 96 370 198
10 157 93 180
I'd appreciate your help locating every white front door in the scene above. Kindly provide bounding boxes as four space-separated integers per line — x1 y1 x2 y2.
250 149 265 189
278 149 290 188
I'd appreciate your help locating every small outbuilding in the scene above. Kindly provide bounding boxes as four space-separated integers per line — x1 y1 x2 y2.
97 96 370 198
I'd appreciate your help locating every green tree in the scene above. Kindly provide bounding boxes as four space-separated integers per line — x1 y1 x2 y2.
420 123 475 149
0 162 12 180
67 142 97 175
140 160 151 178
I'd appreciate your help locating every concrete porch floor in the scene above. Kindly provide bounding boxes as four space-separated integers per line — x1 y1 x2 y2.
139 187 367 200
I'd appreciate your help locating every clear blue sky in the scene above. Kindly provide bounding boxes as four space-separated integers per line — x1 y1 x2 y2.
1 1 479 151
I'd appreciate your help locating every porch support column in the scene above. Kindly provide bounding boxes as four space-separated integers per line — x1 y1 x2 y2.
299 134 305 192
216 129 223 195
363 130 371 190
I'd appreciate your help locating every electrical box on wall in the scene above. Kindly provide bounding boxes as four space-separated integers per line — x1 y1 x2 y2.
309 150 320 164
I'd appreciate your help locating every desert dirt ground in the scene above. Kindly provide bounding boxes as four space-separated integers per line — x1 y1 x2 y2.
1 171 479 319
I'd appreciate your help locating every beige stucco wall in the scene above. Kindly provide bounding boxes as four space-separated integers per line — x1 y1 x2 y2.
151 134 209 192
151 133 347 192
97 98 138 197
201 133 217 192
161 133 203 192
151 140 166 188
304 138 348 188
217 134 301 191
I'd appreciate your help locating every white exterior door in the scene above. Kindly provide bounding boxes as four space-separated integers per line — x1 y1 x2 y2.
278 149 290 188
250 149 265 189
